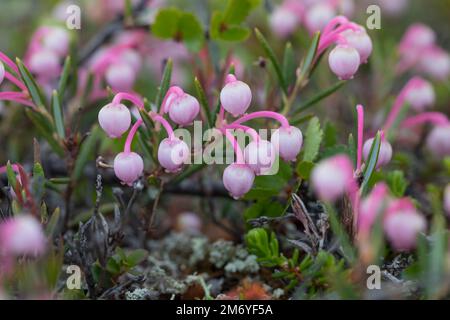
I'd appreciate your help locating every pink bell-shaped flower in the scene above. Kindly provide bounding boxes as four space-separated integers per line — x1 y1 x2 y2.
105 62 136 91
271 126 303 162
168 93 200 126
158 138 190 173
113 152 144 186
341 27 373 63
223 163 255 199
363 138 393 168
42 27 70 56
220 74 252 117
98 102 131 138
426 124 450 158
0 215 46 256
328 45 360 80
244 139 276 175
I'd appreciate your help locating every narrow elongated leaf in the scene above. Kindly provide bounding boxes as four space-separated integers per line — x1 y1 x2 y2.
283 42 296 87
194 77 212 128
16 58 46 109
155 59 173 112
297 81 346 112
361 132 381 193
58 56 71 96
299 32 320 80
254 28 287 94
32 162 46 203
25 109 65 156
6 161 18 189
51 91 65 138
73 126 101 180
45 207 60 238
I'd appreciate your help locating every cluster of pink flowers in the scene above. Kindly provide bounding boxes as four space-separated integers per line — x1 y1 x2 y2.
270 0 355 38
358 183 426 251
25 26 70 84
397 23 450 80
99 74 303 199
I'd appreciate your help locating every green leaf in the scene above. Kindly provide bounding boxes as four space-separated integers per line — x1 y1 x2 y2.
302 117 323 162
323 121 338 148
244 199 284 222
73 125 101 181
361 132 381 194
219 25 250 41
16 58 46 109
58 56 71 96
51 90 65 139
25 109 65 157
283 42 296 87
194 77 213 128
6 161 18 189
298 32 320 80
32 162 46 204
223 0 251 24
152 8 181 38
254 28 287 94
155 59 173 112
209 12 224 40
126 249 148 267
178 13 204 51
348 133 356 167
386 170 408 197
296 81 346 112
246 228 281 267
296 161 315 180
45 207 60 238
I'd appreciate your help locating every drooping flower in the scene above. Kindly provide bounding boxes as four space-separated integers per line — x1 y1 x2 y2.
244 139 276 175
113 152 144 186
271 126 303 161
157 137 190 173
363 138 393 168
98 102 131 138
223 163 255 199
328 45 360 80
220 74 252 117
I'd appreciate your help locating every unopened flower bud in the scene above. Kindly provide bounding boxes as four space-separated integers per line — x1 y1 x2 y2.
271 126 303 161
363 138 393 168
158 138 190 173
29 49 60 78
405 79 435 111
304 3 335 33
311 155 354 202
328 45 360 80
269 7 299 38
220 75 252 117
223 163 255 199
42 27 70 56
341 27 373 63
426 124 450 158
98 102 131 138
384 201 426 251
105 63 136 91
244 139 276 175
168 93 200 126
0 215 46 256
113 152 144 186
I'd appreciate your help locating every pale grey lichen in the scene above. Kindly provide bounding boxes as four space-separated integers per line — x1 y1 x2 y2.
125 287 156 300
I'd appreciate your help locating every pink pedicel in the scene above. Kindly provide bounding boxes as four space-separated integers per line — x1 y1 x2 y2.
426 124 450 158
0 215 46 257
358 183 390 235
311 154 354 202
42 27 70 56
98 102 131 138
362 137 393 168
444 184 450 217
341 27 372 63
0 61 4 85
168 93 200 126
113 152 144 186
222 163 255 199
220 74 252 117
105 63 136 92
271 126 303 162
328 45 360 80
384 199 426 251
157 137 190 173
244 139 276 175
404 79 435 111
